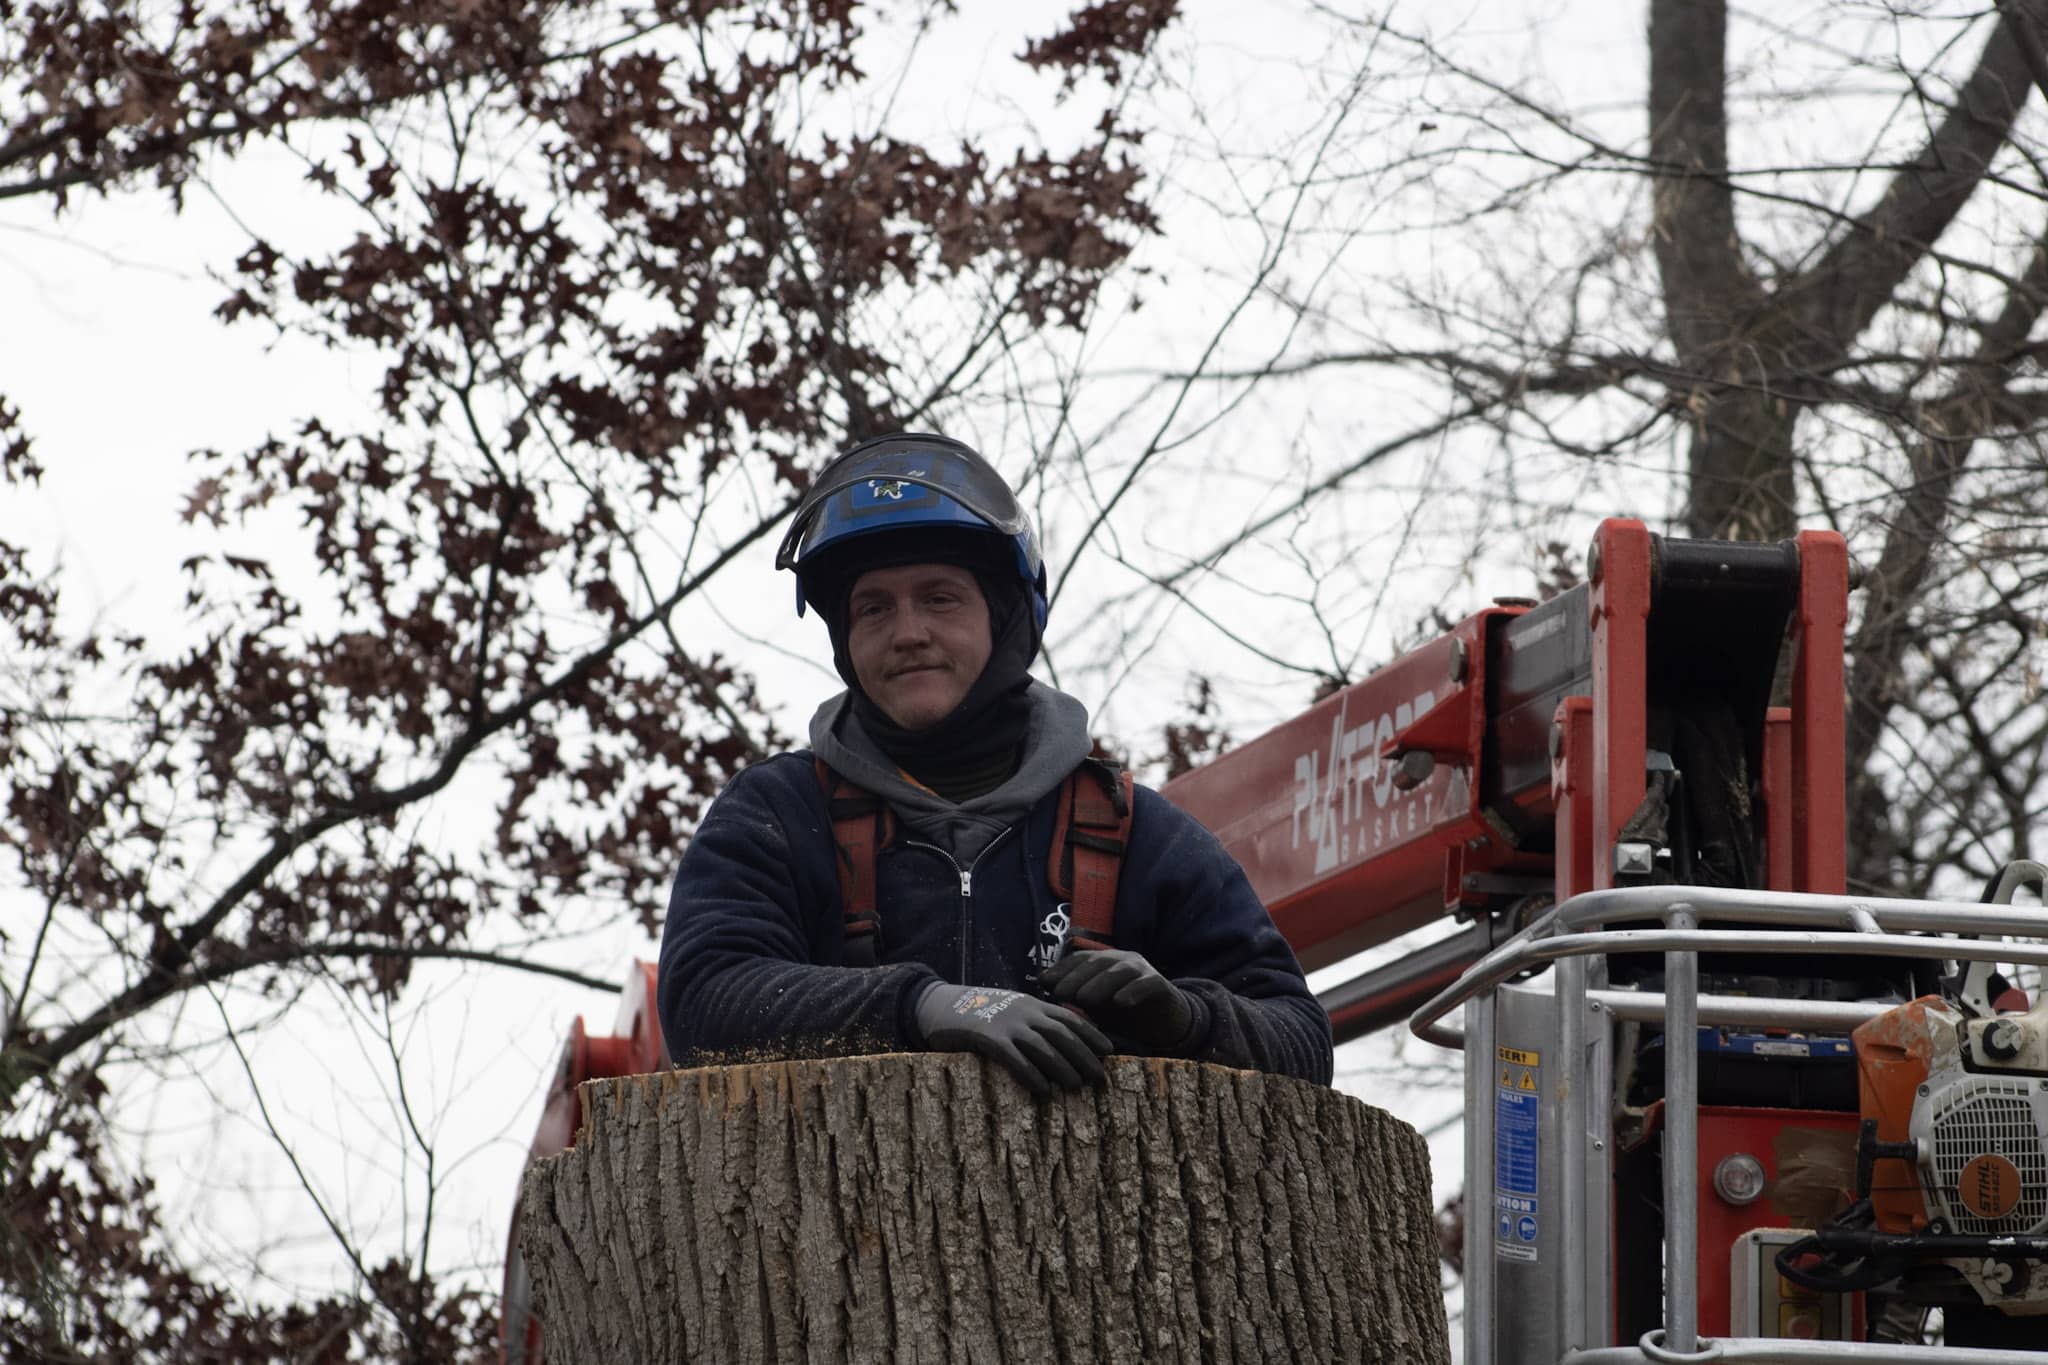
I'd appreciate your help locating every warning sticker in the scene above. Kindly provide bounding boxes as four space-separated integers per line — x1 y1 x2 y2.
1494 1052 1541 1263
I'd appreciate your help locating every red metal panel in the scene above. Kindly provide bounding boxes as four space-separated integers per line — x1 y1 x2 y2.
1590 521 1654 892
613 958 668 1072
522 960 666 1170
1791 532 1849 894
1161 611 1510 971
1763 708 1793 890
1693 1106 1862 1339
1552 696 1596 904
502 959 666 1365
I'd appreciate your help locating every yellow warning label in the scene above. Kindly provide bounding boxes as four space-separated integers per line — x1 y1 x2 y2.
1497 1046 1541 1066
1518 1069 1538 1092
1499 1067 1515 1088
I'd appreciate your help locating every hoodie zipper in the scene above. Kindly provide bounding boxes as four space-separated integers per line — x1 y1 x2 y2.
903 827 1014 981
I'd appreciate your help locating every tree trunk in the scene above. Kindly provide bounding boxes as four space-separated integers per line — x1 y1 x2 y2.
518 1053 1450 1365
1684 388 1801 542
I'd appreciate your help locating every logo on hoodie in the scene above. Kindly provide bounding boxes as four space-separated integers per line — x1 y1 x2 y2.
1030 903 1071 973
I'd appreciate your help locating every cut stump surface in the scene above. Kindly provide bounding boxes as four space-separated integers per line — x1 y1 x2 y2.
519 1053 1450 1365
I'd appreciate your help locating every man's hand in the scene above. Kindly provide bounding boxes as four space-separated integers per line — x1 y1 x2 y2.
913 983 1112 1098
1041 948 1195 1052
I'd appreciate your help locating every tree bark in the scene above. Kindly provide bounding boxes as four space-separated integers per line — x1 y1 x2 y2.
1647 0 2046 544
518 1053 1450 1365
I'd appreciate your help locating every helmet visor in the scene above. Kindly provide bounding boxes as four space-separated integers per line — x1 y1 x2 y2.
775 439 1031 571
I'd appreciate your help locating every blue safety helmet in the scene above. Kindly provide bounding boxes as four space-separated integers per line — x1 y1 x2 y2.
777 432 1049 627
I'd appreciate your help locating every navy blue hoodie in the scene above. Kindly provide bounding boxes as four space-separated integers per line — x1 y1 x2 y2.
657 684 1333 1084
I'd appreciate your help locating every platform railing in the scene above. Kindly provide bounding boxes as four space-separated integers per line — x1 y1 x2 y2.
1409 885 2048 1365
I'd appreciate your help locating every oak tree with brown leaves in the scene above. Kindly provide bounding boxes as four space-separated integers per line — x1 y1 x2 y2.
0 1 1177 1358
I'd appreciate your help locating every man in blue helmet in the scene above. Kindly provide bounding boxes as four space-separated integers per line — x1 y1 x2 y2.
656 432 1333 1094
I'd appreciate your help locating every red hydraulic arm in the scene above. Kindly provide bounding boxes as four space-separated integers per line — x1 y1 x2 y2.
1162 519 1852 1042
1161 609 1528 976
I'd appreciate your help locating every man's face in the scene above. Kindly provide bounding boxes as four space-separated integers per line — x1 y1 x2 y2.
845 562 992 730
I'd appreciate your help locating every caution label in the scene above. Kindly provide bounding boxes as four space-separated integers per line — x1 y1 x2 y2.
1494 1048 1541 1263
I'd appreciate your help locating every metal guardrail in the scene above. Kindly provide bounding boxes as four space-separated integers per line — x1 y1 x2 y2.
1412 886 2048 1050
1409 884 2048 1365
1566 1334 2046 1364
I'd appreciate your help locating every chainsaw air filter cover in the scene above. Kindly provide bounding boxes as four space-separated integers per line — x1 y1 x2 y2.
1911 1074 2048 1236
1858 993 2048 1312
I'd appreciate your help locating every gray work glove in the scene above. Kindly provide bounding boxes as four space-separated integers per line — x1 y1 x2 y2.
914 982 1112 1098
1041 948 1195 1053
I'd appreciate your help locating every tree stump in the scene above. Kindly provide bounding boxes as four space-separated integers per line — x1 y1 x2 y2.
518 1054 1450 1364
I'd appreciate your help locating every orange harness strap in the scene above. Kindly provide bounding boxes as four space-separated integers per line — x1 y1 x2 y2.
1047 759 1135 953
816 758 1134 964
817 758 895 968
